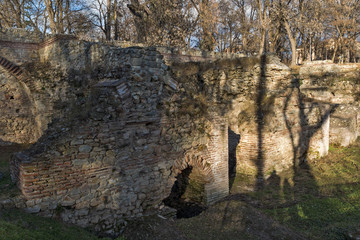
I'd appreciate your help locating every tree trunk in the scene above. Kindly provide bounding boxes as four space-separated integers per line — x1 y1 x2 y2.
57 0 64 34
14 0 23 28
242 36 247 53
114 0 118 40
199 0 215 51
284 19 297 66
259 29 266 55
65 0 71 33
258 0 267 55
332 42 338 63
106 0 112 40
43 0 57 33
127 0 147 43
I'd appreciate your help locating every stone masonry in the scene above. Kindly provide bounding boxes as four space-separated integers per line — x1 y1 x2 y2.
0 29 359 235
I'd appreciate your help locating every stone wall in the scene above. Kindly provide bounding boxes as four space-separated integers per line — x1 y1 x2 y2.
300 61 360 76
1 34 229 235
0 28 76 65
171 55 333 178
0 28 42 65
0 68 38 144
0 29 79 145
299 62 360 147
1 29 358 235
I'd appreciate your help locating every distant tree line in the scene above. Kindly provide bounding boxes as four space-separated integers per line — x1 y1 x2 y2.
0 0 359 65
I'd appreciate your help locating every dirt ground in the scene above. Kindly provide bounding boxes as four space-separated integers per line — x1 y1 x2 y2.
122 199 306 240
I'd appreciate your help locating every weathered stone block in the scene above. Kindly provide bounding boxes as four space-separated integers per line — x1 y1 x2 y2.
79 145 92 153
71 139 84 145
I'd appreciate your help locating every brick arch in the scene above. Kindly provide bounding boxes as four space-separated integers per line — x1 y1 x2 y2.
171 151 214 183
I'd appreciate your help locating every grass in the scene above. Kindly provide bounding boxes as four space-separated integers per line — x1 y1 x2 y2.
264 191 360 239
0 209 106 240
231 139 360 239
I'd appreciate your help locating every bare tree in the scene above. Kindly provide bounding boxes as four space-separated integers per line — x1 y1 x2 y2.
0 0 26 28
127 0 150 43
257 0 269 55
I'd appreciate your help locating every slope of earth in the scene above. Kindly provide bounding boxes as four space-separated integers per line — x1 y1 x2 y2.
122 200 305 240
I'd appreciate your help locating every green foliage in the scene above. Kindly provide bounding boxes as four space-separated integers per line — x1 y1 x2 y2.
183 178 206 204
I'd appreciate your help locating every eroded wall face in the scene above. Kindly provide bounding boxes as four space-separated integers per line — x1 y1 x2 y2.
5 39 231 234
2 29 359 235
9 46 335 234
0 29 78 145
0 29 41 65
0 69 38 144
300 63 360 147
172 56 332 178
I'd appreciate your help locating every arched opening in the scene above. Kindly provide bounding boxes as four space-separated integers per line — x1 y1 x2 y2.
163 166 207 218
164 153 214 218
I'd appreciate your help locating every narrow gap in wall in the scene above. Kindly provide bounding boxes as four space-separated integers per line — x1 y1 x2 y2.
163 166 207 218
228 127 240 190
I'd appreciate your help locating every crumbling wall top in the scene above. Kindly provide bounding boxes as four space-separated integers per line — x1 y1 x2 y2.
0 28 44 43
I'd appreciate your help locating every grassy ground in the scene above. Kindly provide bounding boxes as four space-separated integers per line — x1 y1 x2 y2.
230 140 360 240
0 208 108 240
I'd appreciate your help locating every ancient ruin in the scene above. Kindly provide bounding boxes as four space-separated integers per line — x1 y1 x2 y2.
1 29 360 235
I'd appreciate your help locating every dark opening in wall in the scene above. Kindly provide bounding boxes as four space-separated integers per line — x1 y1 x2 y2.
228 127 240 189
163 166 207 218
9 96 14 99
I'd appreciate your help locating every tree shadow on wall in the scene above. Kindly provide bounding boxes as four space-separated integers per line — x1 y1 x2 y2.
254 54 267 190
253 53 338 190
230 57 343 238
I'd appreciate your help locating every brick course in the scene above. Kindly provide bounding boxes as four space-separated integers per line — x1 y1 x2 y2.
0 29 358 235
